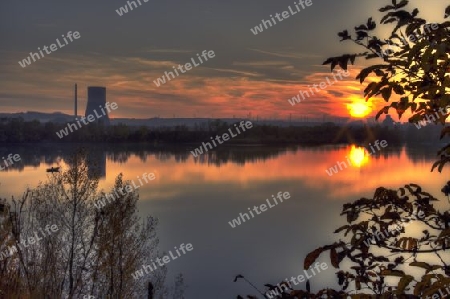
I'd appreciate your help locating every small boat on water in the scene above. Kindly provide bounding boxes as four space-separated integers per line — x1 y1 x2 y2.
46 167 60 173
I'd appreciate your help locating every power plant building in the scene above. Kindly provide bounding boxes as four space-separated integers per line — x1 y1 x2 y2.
85 86 110 125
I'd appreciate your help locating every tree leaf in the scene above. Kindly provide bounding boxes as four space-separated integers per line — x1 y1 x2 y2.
380 269 405 277
334 225 350 234
381 87 393 101
397 275 414 293
379 5 395 12
355 25 368 31
367 17 376 30
438 228 450 239
338 57 348 70
304 247 324 270
338 30 351 41
395 0 409 10
330 248 340 268
356 31 368 41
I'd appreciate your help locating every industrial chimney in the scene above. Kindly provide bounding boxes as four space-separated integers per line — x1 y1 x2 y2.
74 83 78 118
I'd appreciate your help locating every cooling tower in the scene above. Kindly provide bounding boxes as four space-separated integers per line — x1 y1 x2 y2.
85 86 110 125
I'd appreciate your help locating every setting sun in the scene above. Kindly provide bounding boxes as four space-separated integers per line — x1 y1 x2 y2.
347 97 372 118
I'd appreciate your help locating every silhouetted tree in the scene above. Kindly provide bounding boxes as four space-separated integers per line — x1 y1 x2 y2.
237 1 450 297
323 0 450 172
0 150 178 298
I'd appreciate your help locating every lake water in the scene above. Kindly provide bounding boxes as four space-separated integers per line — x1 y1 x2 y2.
0 143 448 298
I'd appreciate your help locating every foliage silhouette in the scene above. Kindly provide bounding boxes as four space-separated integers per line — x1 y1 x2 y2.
237 184 450 298
237 1 450 297
323 0 450 172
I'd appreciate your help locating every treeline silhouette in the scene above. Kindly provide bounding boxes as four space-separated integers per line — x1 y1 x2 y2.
0 118 403 145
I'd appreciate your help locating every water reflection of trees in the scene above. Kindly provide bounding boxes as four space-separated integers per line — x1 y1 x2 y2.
404 143 444 165
0 143 440 175
106 145 289 166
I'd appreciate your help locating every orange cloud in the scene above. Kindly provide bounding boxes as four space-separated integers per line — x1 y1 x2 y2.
1 52 387 120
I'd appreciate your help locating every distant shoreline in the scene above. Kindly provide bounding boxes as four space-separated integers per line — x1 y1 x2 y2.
0 117 441 145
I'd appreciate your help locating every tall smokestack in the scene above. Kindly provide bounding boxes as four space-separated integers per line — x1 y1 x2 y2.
74 83 78 118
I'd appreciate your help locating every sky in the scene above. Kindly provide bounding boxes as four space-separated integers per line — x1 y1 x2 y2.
0 0 447 119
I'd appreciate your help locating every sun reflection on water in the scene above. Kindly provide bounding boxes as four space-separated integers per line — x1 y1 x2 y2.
348 145 369 168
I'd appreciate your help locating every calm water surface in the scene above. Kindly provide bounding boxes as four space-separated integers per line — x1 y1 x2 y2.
0 144 448 298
